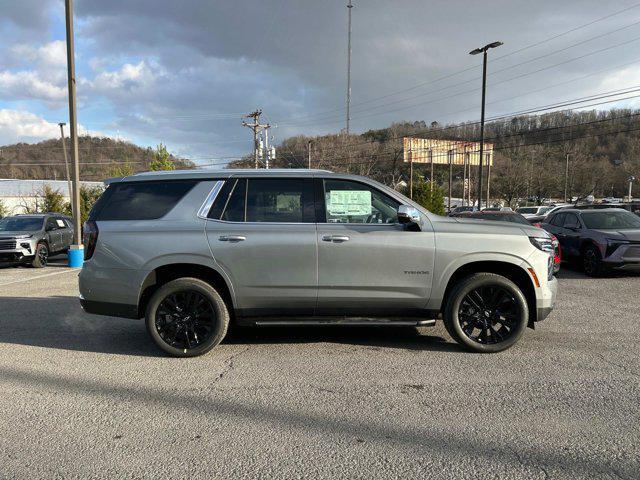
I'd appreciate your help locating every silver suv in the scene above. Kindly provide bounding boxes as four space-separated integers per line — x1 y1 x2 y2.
79 169 557 356
0 213 74 267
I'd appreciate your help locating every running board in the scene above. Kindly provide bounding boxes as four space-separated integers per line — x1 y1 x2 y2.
254 318 437 327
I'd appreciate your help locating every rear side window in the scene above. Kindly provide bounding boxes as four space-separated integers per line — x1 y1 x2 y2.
221 179 247 222
549 213 566 227
246 179 314 223
93 181 199 221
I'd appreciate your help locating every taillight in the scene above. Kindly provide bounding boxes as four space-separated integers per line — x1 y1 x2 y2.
83 220 99 260
550 234 561 264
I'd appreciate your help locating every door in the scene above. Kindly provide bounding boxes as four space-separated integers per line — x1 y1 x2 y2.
205 177 318 317
315 178 435 316
57 217 73 248
45 217 61 252
561 213 582 258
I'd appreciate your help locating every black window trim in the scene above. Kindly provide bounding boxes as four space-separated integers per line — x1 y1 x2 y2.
206 177 316 225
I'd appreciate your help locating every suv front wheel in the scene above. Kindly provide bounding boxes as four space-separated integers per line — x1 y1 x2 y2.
145 278 230 357
444 273 529 353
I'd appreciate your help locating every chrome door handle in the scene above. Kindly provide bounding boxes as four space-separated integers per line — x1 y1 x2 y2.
322 235 350 243
219 235 246 242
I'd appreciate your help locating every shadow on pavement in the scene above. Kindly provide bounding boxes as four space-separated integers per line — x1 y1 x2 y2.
0 365 633 478
225 324 460 353
0 294 461 356
557 262 640 280
0 253 69 270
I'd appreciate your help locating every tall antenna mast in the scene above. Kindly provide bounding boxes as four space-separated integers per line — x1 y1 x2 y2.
345 0 353 135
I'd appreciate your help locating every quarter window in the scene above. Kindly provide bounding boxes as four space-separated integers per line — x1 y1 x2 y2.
322 179 399 224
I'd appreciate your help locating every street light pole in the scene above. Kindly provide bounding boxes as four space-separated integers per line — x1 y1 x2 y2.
469 41 503 209
58 123 73 206
629 175 636 202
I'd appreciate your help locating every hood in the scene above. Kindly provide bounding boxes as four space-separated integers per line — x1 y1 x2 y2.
0 230 40 239
451 217 548 238
591 229 640 242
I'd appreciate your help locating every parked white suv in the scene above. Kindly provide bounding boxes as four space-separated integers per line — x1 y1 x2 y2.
79 169 557 357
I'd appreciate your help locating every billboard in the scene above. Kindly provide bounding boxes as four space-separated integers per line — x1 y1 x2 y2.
403 137 493 166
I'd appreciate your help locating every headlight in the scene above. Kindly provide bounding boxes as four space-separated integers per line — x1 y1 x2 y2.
605 238 629 257
529 236 554 254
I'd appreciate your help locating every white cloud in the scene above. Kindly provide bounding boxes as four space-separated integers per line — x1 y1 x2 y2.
0 70 66 102
10 40 67 68
91 61 159 92
0 109 59 144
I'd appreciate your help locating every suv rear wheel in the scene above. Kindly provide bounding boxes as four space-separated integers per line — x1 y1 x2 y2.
444 273 529 353
145 278 230 357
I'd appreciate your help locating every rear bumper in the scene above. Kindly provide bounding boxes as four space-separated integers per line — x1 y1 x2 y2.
79 295 139 319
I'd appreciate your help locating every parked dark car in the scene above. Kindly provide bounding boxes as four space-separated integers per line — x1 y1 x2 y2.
0 213 74 267
541 208 640 276
456 211 561 273
448 205 477 216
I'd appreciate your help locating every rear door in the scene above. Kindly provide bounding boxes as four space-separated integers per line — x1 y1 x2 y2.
315 177 435 316
205 177 318 317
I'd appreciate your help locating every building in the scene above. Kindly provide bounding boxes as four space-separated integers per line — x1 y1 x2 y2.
0 179 103 216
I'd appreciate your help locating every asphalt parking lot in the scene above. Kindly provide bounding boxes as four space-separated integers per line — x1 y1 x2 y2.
0 260 638 479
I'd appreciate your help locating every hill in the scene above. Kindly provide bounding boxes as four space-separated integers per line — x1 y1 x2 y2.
0 136 195 181
230 109 640 204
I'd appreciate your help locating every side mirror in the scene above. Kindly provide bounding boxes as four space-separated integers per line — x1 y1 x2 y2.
398 205 421 225
46 225 55 232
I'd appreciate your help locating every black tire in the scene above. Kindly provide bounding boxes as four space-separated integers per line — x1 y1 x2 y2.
31 242 49 268
145 278 230 357
582 245 604 277
444 273 529 353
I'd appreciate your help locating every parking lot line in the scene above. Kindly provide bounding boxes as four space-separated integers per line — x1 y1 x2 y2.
0 268 77 287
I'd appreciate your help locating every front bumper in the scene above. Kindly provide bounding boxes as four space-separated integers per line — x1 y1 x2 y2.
603 243 640 271
0 238 37 262
536 275 557 322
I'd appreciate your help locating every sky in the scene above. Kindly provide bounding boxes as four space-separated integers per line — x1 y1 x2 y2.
2 0 640 167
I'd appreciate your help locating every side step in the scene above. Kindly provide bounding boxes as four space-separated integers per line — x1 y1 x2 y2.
254 318 437 327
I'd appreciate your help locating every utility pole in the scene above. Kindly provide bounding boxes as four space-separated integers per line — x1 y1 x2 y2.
409 145 413 200
448 150 453 211
469 41 503 209
64 0 83 265
345 0 354 134
58 123 72 206
308 140 312 169
564 153 570 202
486 153 491 207
242 109 270 169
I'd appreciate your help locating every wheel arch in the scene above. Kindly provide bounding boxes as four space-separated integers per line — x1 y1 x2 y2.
137 262 236 319
440 260 538 327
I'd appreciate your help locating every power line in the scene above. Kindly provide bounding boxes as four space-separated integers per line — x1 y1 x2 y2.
275 2 640 124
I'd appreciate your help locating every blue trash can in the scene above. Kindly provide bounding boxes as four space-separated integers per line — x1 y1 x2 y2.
68 245 84 268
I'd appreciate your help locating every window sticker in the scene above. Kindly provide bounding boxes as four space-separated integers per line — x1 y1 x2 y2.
327 190 372 216
56 219 66 228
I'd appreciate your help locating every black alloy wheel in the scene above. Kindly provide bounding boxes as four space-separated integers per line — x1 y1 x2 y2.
444 273 529 353
31 242 49 268
146 277 230 357
458 285 520 345
582 246 603 277
155 290 216 350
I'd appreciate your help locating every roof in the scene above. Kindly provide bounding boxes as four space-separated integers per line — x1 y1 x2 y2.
117 168 335 183
0 178 103 197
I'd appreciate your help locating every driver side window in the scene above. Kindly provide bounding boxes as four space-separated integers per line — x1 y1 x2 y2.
45 218 58 231
322 179 400 224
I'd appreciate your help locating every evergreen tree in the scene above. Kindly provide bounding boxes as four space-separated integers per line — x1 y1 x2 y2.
150 143 175 171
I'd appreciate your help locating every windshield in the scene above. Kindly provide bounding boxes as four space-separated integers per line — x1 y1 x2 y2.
582 211 640 229
539 206 552 215
0 217 44 232
517 207 536 214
